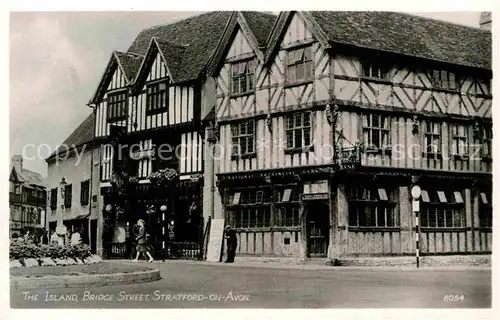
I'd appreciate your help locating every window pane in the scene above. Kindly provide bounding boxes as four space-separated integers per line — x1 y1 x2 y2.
303 128 311 146
294 130 302 148
453 209 463 228
437 209 445 227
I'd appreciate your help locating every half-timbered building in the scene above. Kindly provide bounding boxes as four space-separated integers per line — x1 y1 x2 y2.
87 11 277 258
208 11 492 259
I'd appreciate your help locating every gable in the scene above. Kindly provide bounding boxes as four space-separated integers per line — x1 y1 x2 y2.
89 54 130 104
281 13 314 47
145 51 168 84
226 27 255 60
264 11 330 65
107 64 128 92
10 167 20 183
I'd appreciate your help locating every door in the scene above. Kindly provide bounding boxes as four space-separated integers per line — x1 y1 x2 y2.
306 200 330 257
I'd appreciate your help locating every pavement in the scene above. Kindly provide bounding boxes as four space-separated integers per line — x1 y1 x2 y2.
10 258 492 308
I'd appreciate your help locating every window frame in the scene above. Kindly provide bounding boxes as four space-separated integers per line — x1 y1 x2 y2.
50 188 58 210
424 120 442 156
479 191 492 228
286 46 313 85
106 90 128 122
80 180 90 206
346 185 399 228
450 123 469 158
361 61 389 81
478 123 492 159
226 188 272 229
274 185 301 227
231 59 256 96
231 120 256 159
431 69 459 91
362 113 391 152
285 111 313 152
146 81 168 115
64 184 72 208
420 189 465 229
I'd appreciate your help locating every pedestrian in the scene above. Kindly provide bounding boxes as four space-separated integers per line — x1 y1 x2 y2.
50 231 59 245
71 228 82 246
133 219 154 263
224 226 237 263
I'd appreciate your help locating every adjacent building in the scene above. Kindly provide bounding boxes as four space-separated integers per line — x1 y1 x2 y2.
87 11 277 258
206 11 492 259
9 155 47 238
45 112 100 253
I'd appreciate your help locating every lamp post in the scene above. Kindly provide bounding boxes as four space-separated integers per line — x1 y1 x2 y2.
56 177 68 244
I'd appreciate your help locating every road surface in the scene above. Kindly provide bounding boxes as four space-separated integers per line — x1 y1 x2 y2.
11 261 491 308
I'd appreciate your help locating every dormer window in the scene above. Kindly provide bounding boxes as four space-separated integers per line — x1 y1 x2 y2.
286 46 313 84
231 59 256 95
107 90 128 122
362 62 389 80
146 81 168 115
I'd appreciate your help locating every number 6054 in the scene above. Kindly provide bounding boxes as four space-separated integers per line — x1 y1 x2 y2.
444 295 465 302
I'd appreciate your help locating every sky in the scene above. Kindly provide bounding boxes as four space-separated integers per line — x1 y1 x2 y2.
9 11 486 176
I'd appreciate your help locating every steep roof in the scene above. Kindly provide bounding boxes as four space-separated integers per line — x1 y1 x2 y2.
127 11 233 83
153 38 187 82
240 11 278 48
18 168 45 187
207 11 278 76
46 112 95 161
114 51 144 82
305 11 491 70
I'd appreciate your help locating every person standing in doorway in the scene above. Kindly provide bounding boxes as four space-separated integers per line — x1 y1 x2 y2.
224 226 237 263
133 219 154 263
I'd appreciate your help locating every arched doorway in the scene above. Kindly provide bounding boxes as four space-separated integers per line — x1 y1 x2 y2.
305 200 330 257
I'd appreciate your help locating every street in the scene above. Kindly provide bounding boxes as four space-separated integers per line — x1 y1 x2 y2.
11 261 491 308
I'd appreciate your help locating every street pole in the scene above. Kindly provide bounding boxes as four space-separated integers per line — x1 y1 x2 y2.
411 185 422 269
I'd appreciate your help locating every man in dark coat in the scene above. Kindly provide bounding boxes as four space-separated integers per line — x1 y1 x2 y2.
224 226 237 263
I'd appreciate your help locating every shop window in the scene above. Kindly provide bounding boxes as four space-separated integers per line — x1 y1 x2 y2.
479 192 492 228
420 189 465 228
227 188 271 229
275 185 301 227
347 185 398 227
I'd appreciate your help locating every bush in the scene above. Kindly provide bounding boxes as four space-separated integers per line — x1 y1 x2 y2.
9 241 92 261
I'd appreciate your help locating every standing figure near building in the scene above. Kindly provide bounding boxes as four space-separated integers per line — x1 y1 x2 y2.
71 228 82 246
133 219 154 263
224 226 237 263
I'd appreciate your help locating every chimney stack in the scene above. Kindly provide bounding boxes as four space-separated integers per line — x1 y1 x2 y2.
11 155 23 173
479 12 492 30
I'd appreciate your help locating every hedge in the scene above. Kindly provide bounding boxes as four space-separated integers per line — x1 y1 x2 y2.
10 241 92 261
